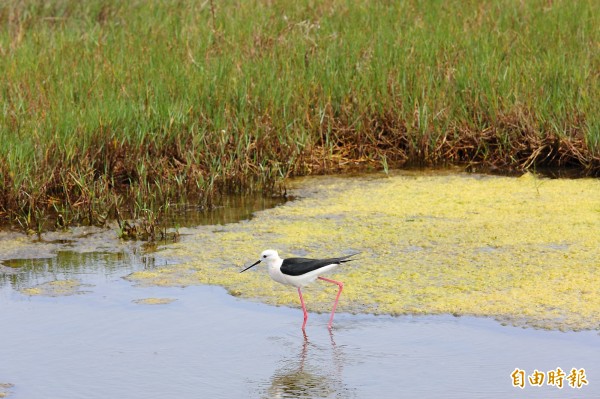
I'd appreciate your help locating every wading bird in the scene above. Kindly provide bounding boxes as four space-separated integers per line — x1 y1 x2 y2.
240 249 359 330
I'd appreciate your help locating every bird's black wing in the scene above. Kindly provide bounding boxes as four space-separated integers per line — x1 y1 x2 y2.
280 254 358 276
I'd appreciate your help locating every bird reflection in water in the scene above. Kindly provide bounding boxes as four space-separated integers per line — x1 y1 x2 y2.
265 331 353 398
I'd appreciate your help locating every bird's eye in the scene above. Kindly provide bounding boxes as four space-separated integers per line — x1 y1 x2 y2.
262 255 267 258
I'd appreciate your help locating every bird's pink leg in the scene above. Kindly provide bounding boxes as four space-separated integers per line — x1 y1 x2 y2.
297 287 308 331
318 277 344 329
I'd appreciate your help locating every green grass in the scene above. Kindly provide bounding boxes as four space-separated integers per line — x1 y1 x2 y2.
1 0 599 232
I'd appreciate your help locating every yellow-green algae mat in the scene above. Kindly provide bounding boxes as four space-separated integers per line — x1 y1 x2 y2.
0 383 13 398
128 172 600 331
20 279 92 297
133 298 177 305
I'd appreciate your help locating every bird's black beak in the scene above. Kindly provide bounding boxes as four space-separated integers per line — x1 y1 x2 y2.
240 259 261 273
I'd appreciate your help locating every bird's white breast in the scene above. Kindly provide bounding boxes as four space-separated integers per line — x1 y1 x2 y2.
267 261 289 286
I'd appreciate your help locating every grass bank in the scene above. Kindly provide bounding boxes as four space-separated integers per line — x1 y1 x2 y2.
1 0 599 232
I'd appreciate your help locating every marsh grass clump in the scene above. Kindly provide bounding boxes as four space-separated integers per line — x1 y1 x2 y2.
115 205 180 241
1 0 599 234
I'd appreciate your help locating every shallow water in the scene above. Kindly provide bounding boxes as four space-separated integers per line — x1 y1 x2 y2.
1 273 599 399
1 172 599 398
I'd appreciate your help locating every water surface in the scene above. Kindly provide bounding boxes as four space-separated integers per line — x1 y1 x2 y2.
1 172 599 398
1 277 598 398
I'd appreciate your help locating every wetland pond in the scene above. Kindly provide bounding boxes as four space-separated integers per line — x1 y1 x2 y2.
1 171 599 398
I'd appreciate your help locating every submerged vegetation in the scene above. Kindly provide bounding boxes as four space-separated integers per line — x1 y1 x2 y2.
19 278 91 296
1 0 599 232
132 297 177 305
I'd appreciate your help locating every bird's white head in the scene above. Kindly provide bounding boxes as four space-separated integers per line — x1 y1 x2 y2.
240 249 281 273
259 249 279 264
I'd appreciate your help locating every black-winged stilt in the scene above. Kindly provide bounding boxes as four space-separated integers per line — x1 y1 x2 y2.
240 249 359 330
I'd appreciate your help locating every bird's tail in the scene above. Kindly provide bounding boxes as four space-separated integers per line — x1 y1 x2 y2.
339 252 360 263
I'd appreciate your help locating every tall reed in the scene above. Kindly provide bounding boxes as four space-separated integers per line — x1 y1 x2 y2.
1 0 598 231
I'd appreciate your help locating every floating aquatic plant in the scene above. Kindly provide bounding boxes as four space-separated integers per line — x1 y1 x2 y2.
128 172 600 331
